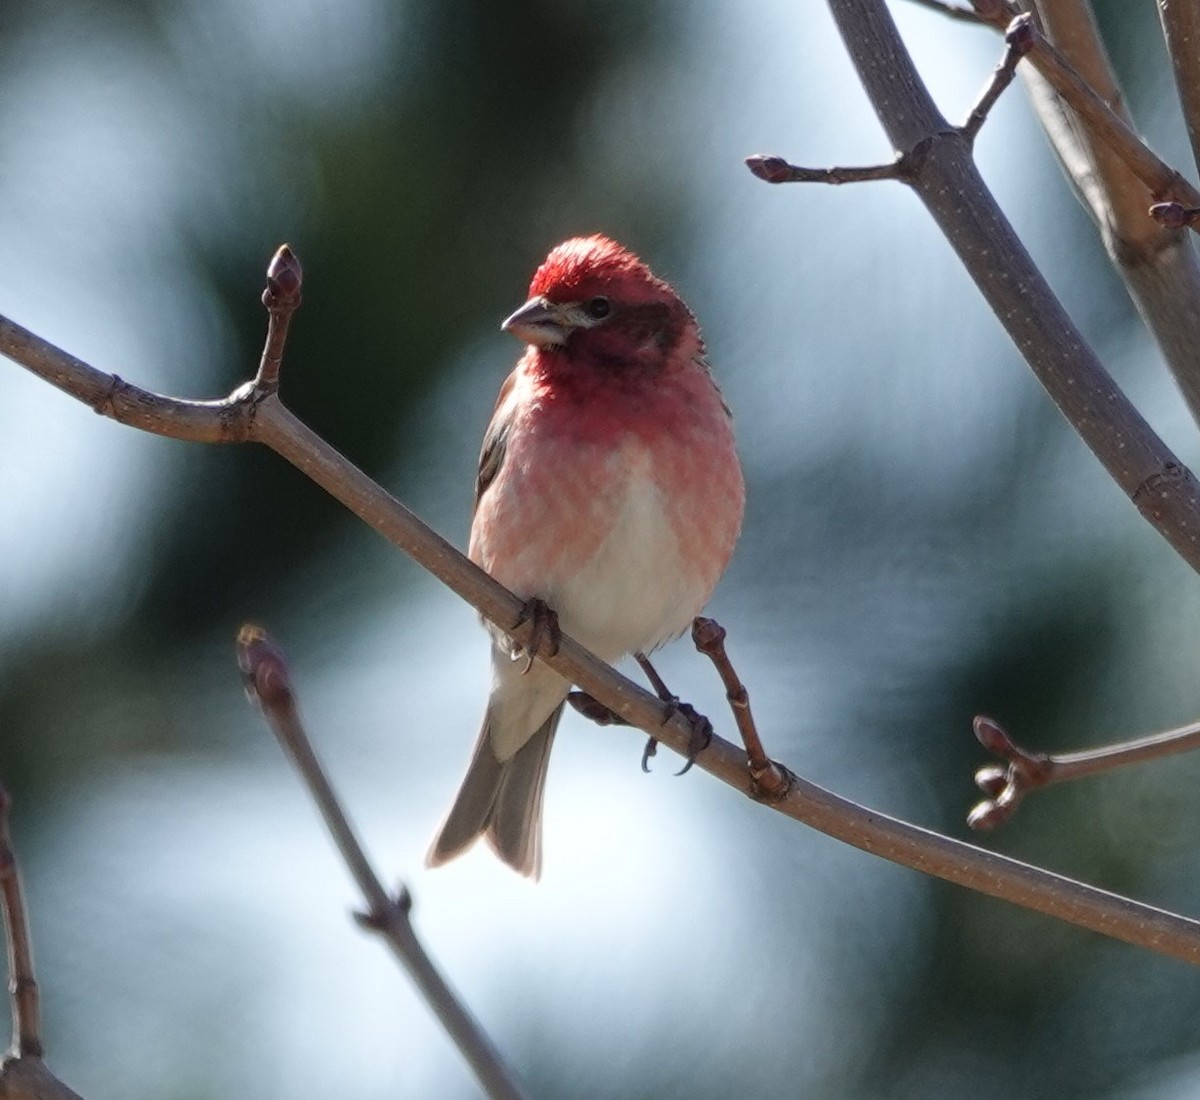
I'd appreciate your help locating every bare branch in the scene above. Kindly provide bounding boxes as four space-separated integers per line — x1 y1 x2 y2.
236 626 531 1100
255 244 302 393
0 785 86 1099
0 316 256 444
953 0 1200 219
748 15 1034 181
8 247 1200 962
1158 0 1200 178
810 0 1200 573
904 0 986 23
969 714 1200 829
1020 0 1200 427
0 788 40 1059
691 618 787 799
745 154 907 185
961 14 1034 144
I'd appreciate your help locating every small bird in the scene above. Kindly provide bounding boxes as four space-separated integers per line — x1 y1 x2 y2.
427 235 745 878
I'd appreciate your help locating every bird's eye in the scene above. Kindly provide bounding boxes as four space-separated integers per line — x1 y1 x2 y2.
584 296 611 320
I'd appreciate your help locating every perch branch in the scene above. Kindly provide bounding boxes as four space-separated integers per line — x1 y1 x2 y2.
9 250 1200 963
236 626 530 1100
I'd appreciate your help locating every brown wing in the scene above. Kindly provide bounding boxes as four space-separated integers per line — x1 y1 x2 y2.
474 369 517 514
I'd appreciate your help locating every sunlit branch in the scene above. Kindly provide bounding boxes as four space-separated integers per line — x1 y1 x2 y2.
236 626 531 1100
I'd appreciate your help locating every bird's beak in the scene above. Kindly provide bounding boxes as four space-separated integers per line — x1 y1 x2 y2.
501 296 569 348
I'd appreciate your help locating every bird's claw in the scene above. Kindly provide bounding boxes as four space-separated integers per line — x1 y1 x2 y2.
513 598 560 674
642 698 712 775
667 700 713 775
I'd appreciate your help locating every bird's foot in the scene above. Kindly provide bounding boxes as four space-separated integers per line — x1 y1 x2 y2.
513 597 560 674
660 698 714 776
634 652 712 775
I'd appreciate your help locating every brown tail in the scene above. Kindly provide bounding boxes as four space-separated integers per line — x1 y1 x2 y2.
426 703 563 879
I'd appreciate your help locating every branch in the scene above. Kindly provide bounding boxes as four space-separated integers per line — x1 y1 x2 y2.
745 155 907 185
969 714 1200 829
9 251 1200 963
905 0 985 23
0 789 39 1061
0 785 86 1099
1017 0 1200 428
964 1 1200 218
961 14 1034 144
691 618 787 798
747 14 1034 182
236 627 530 1100
1158 0 1200 178
755 2 1200 581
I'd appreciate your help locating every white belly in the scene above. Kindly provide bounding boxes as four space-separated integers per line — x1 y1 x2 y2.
544 453 701 662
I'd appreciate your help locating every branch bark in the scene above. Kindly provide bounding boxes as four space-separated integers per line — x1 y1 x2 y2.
819 0 1200 575
237 627 530 1100
1157 0 1200 177
0 785 86 1099
1021 0 1200 427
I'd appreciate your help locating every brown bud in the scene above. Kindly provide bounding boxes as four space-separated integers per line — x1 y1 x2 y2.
1004 13 1035 55
745 155 794 184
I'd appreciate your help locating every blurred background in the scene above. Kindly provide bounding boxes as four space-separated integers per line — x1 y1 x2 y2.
4 1 1200 1096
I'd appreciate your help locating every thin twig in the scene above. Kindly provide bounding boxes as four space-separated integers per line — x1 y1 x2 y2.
236 626 530 1100
0 786 40 1059
255 244 303 393
1158 0 1200 178
969 714 1200 829
961 15 1034 144
756 3 1200 578
1017 0 1200 427
0 784 86 1099
959 0 1200 219
745 154 907 185
690 618 787 799
8 254 1200 963
748 15 1034 184
904 0 986 23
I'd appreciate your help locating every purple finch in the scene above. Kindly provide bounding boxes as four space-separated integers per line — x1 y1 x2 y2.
428 235 744 877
